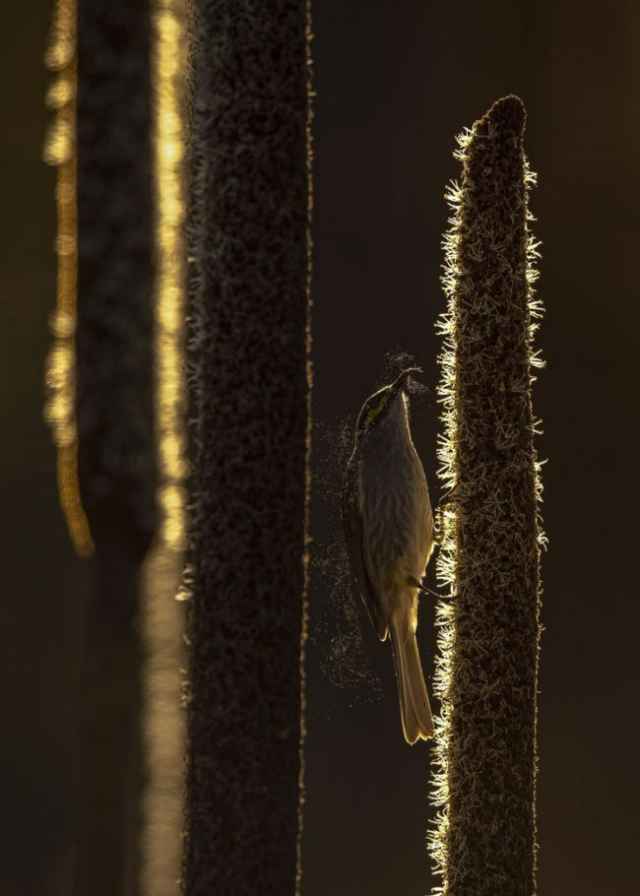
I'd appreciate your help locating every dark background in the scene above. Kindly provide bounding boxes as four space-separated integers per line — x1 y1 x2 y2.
3 1 639 893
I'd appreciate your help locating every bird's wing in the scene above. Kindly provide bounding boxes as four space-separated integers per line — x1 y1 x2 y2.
341 453 389 642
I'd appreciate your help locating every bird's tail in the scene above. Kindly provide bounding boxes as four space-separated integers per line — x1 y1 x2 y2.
389 617 434 745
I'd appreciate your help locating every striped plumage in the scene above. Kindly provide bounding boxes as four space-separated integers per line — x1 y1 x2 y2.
342 369 435 744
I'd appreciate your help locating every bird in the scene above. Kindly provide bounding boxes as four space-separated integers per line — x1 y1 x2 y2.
341 367 435 744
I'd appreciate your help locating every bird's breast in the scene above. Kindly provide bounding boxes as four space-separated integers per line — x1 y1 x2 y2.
358 438 433 587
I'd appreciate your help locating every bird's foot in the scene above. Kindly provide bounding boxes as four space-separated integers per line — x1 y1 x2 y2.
407 574 443 601
439 482 461 508
433 514 444 547
433 482 462 545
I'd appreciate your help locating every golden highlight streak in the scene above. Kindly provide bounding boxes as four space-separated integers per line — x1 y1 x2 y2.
140 545 186 896
153 0 187 552
44 0 93 557
141 3 188 894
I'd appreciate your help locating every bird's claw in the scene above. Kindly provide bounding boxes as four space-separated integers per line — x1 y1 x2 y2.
433 482 461 546
439 482 461 508
433 512 444 547
407 574 442 601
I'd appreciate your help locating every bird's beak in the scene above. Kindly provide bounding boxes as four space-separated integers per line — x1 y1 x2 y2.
390 366 423 394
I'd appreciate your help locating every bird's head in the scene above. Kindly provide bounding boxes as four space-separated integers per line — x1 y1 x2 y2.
353 367 423 447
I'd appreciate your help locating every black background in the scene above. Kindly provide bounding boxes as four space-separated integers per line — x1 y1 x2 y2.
2 1 639 893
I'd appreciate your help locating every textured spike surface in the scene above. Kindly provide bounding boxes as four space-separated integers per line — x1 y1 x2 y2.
430 95 547 896
183 2 315 894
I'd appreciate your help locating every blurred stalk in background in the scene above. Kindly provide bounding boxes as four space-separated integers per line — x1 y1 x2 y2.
75 0 157 889
44 1 160 893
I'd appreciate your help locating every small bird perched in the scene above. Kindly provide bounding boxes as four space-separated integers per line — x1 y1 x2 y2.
342 367 435 744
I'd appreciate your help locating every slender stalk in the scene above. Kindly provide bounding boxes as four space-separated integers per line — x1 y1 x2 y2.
43 0 91 557
183 2 314 893
430 95 547 896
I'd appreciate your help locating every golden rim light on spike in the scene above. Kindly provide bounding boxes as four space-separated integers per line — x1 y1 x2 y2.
141 9 189 894
152 0 187 552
